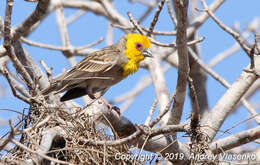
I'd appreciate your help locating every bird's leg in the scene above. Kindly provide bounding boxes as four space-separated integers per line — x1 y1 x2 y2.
87 92 121 115
101 96 121 115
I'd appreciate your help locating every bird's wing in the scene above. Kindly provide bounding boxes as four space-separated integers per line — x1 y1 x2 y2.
75 46 121 73
60 45 123 82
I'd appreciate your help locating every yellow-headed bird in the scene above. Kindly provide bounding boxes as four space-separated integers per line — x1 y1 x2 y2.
42 33 152 102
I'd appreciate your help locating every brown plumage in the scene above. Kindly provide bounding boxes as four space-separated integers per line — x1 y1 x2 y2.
41 34 152 102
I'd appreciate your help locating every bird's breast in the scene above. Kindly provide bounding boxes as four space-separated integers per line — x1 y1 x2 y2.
122 60 139 77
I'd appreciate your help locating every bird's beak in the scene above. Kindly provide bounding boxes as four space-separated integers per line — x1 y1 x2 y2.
142 48 153 58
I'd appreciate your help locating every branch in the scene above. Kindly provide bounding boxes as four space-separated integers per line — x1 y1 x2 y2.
199 0 251 56
36 126 66 163
2 69 31 104
170 0 189 125
187 0 225 37
0 120 20 151
210 126 260 154
189 48 260 124
208 18 260 68
58 0 129 26
147 0 166 37
12 0 50 41
13 42 49 91
201 66 258 140
11 139 74 165
148 52 170 126
3 0 34 91
84 123 186 146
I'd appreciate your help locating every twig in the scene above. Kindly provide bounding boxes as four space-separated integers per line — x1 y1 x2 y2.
187 0 225 37
3 0 34 90
208 18 260 67
149 91 176 127
187 76 200 129
217 114 260 139
21 36 104 54
12 0 50 41
6 71 30 98
84 123 185 146
150 123 186 137
13 41 49 91
40 60 53 79
138 0 157 23
187 76 202 149
55 5 78 69
249 42 256 70
151 36 204 48
144 99 158 125
130 0 154 7
254 32 260 54
106 23 113 46
0 108 24 115
77 37 104 51
199 0 251 56
2 68 31 104
128 10 204 49
11 138 74 165
188 47 260 124
166 0 177 26
127 12 145 35
136 134 150 162
21 37 65 51
147 0 166 37
22 115 51 133
66 10 87 25
0 120 20 151
111 23 177 36
0 16 3 39
210 126 260 154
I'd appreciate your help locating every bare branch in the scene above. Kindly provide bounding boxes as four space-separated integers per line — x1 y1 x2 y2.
201 66 258 140
200 0 251 56
0 120 20 151
144 99 158 125
11 139 74 165
66 10 87 25
166 0 177 25
189 47 260 124
170 0 189 126
187 0 225 37
2 69 31 103
148 52 170 125
3 0 34 91
147 0 166 37
12 0 50 41
211 126 260 154
208 18 260 68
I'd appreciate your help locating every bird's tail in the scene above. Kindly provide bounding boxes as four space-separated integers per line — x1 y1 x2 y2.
60 88 87 102
60 87 109 102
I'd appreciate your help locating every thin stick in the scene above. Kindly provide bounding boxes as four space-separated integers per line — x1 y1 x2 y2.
144 99 158 125
200 0 251 56
147 0 166 37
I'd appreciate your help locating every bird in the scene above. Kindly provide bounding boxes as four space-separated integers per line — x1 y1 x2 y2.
41 33 152 102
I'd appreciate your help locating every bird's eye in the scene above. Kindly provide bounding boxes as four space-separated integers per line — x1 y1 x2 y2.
135 42 143 51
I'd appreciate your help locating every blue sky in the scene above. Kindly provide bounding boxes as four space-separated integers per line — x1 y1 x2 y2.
0 0 259 146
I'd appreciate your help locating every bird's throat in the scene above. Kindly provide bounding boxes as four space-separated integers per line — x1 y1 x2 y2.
122 60 140 77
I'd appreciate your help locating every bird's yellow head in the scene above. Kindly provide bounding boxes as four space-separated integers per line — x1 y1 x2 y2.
123 33 152 77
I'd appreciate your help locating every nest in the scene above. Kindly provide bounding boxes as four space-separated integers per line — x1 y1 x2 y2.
1 104 141 165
